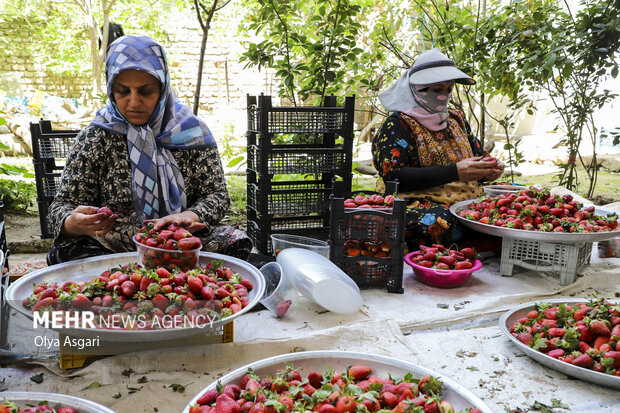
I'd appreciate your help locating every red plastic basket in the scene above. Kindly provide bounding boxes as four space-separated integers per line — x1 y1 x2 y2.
404 251 483 288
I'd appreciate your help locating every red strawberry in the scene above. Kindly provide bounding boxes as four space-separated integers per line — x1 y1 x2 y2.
348 365 371 380
71 293 91 310
97 206 113 217
437 255 455 267
460 247 475 260
335 396 356 413
197 388 219 405
590 320 611 337
307 371 323 388
187 276 204 294
275 300 291 317
572 353 594 368
179 236 201 251
173 228 192 240
121 280 136 297
417 376 442 396
353 194 368 206
214 394 241 413
604 351 620 368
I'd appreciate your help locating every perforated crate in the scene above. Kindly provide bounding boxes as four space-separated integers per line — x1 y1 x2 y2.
247 181 332 216
247 145 350 176
329 196 407 293
247 95 354 136
499 238 592 285
247 218 329 255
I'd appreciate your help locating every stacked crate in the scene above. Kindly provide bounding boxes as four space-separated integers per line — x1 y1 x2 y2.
329 181 407 293
29 120 79 239
246 95 355 254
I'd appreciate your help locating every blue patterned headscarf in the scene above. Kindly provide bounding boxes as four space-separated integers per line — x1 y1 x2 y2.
91 34 216 223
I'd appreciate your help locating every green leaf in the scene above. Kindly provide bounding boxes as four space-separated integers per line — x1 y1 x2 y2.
112 393 122 399
82 381 105 390
169 383 186 393
30 373 44 384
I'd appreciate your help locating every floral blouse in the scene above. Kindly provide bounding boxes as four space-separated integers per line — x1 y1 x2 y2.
48 125 230 252
372 110 484 190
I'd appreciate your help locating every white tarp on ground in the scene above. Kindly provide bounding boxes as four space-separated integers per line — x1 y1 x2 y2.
3 252 619 413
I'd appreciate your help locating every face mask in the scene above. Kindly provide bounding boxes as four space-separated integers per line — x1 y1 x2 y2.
411 87 452 115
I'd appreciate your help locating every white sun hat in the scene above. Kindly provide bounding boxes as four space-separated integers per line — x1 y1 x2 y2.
379 48 475 113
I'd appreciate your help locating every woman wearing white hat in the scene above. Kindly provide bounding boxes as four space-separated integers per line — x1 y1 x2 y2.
372 48 504 249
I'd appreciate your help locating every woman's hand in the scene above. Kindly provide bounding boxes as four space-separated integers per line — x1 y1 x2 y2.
63 205 118 238
456 156 499 182
151 210 205 233
484 158 505 181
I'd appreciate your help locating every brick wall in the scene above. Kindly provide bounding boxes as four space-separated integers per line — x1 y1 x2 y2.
0 10 278 144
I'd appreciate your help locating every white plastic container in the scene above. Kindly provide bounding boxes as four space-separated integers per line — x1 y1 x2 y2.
271 234 329 258
276 248 362 314
259 262 296 318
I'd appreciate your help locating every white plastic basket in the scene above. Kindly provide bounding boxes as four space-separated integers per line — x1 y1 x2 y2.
499 238 592 285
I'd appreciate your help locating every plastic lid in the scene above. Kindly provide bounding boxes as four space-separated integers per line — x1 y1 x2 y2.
311 279 363 314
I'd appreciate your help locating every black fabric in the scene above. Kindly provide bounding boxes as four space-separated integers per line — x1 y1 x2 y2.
46 236 114 266
387 164 459 191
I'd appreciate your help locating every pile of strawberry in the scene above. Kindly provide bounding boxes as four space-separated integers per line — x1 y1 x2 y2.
189 364 483 413
135 222 202 270
0 399 75 413
408 244 476 270
343 240 391 258
344 193 396 210
510 297 620 375
22 260 254 329
459 187 619 233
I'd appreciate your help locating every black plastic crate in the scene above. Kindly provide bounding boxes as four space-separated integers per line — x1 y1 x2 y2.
30 120 80 239
247 94 354 136
330 243 406 293
248 219 329 255
247 180 332 216
329 196 407 293
31 120 77 159
247 145 351 176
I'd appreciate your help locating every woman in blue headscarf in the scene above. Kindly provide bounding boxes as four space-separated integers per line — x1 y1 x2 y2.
47 35 252 264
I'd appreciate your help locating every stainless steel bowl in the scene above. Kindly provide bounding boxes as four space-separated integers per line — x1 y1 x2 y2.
499 298 620 389
0 391 115 413
183 350 493 413
450 200 620 243
5 252 265 342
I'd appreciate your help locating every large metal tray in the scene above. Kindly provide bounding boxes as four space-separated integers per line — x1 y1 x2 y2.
450 199 620 243
0 391 115 413
183 350 493 413
499 298 620 389
4 252 265 342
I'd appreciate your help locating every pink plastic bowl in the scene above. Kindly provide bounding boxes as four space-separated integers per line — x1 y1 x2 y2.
404 251 482 288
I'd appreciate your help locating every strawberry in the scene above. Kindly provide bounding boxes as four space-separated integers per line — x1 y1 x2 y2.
454 261 473 270
214 394 241 413
348 365 371 380
71 293 91 310
121 280 136 297
353 194 368 206
437 255 455 267
517 332 533 346
417 376 442 396
179 236 201 251
460 247 475 260
603 351 620 368
97 206 113 217
335 396 356 413
384 195 395 206
275 300 291 317
187 276 204 294
590 320 611 337
173 228 192 240
197 388 219 405
572 353 594 368
307 370 323 388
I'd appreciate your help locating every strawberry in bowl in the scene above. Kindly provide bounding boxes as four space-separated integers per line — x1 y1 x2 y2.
404 244 482 288
134 221 202 271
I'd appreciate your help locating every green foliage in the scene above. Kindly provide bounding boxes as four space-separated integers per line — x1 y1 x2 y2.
239 0 367 105
477 0 620 197
0 160 37 213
